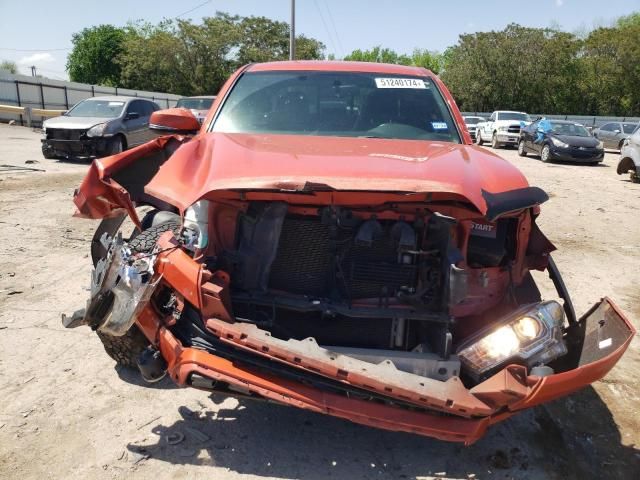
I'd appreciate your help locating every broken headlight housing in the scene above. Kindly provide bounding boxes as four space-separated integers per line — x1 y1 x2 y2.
457 301 567 381
87 123 107 137
182 200 210 251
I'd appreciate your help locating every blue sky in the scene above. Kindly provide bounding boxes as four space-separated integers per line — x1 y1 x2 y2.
1 0 638 79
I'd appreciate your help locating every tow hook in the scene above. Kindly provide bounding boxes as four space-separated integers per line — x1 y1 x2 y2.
137 347 167 383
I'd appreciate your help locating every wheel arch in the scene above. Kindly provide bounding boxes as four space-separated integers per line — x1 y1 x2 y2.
617 156 637 175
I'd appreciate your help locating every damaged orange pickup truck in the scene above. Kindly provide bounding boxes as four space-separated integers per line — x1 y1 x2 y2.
65 61 634 444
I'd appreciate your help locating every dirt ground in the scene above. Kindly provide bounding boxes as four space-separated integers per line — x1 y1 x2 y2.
0 123 638 480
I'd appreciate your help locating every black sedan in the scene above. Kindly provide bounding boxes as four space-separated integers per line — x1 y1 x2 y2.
518 119 604 163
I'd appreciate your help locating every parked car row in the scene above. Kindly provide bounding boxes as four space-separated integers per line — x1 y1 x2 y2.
465 111 640 182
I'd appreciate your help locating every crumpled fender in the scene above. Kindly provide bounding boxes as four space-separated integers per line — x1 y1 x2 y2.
73 135 189 226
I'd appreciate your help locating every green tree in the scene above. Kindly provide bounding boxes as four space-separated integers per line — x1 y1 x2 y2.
581 18 640 115
0 60 18 74
117 14 325 96
118 15 241 96
67 25 127 86
344 46 411 65
409 49 443 74
441 24 583 114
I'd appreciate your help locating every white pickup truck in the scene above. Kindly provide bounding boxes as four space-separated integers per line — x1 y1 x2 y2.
475 111 531 148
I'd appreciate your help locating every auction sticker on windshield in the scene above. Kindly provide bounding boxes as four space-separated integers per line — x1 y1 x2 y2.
375 78 426 89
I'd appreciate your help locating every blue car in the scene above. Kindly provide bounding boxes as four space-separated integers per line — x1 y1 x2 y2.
518 119 604 164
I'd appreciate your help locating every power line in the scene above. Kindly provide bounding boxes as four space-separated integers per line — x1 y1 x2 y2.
323 1 344 58
175 0 212 19
313 0 337 56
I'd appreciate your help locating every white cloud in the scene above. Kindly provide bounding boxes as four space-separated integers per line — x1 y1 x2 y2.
17 52 55 66
555 0 564 7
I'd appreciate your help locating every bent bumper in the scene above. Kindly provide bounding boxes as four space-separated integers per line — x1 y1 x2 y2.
42 137 110 159
128 236 635 444
133 296 633 444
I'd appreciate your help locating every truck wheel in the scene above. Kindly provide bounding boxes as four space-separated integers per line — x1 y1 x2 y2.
631 167 640 183
491 132 500 149
518 140 528 157
94 220 181 368
476 132 483 145
96 326 150 369
541 144 552 163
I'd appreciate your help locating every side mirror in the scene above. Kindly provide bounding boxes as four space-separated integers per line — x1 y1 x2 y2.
125 112 140 120
149 108 201 134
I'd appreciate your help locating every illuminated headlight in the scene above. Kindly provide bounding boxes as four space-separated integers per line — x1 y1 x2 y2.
86 123 107 137
182 200 210 251
457 301 567 380
597 141 604 150
551 137 569 148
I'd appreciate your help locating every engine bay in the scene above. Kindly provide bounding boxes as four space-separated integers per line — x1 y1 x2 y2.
205 200 520 381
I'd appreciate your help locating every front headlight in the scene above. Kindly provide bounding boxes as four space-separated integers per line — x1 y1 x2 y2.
551 137 569 148
457 301 567 380
498 126 508 132
86 123 107 137
41 127 47 136
182 200 210 250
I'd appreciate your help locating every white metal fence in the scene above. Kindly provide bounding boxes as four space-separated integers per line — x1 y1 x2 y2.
0 72 182 127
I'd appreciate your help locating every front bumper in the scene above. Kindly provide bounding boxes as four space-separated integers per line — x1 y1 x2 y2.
127 233 635 444
41 137 110 159
496 133 519 145
549 146 604 163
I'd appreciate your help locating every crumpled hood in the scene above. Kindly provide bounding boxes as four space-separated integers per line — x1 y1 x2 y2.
44 115 113 130
145 133 531 214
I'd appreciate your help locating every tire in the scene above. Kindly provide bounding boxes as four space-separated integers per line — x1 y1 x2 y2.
631 167 640 184
109 135 125 156
491 132 500 149
476 132 483 145
42 145 57 159
518 140 528 157
618 139 626 151
95 220 181 368
96 326 150 369
541 144 552 163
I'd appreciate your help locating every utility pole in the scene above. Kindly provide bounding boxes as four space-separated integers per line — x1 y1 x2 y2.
289 0 296 60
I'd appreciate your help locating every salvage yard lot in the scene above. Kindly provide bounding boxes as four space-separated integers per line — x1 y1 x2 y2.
0 123 638 480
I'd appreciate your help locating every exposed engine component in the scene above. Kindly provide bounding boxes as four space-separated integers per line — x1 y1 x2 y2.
221 202 466 356
229 204 430 303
